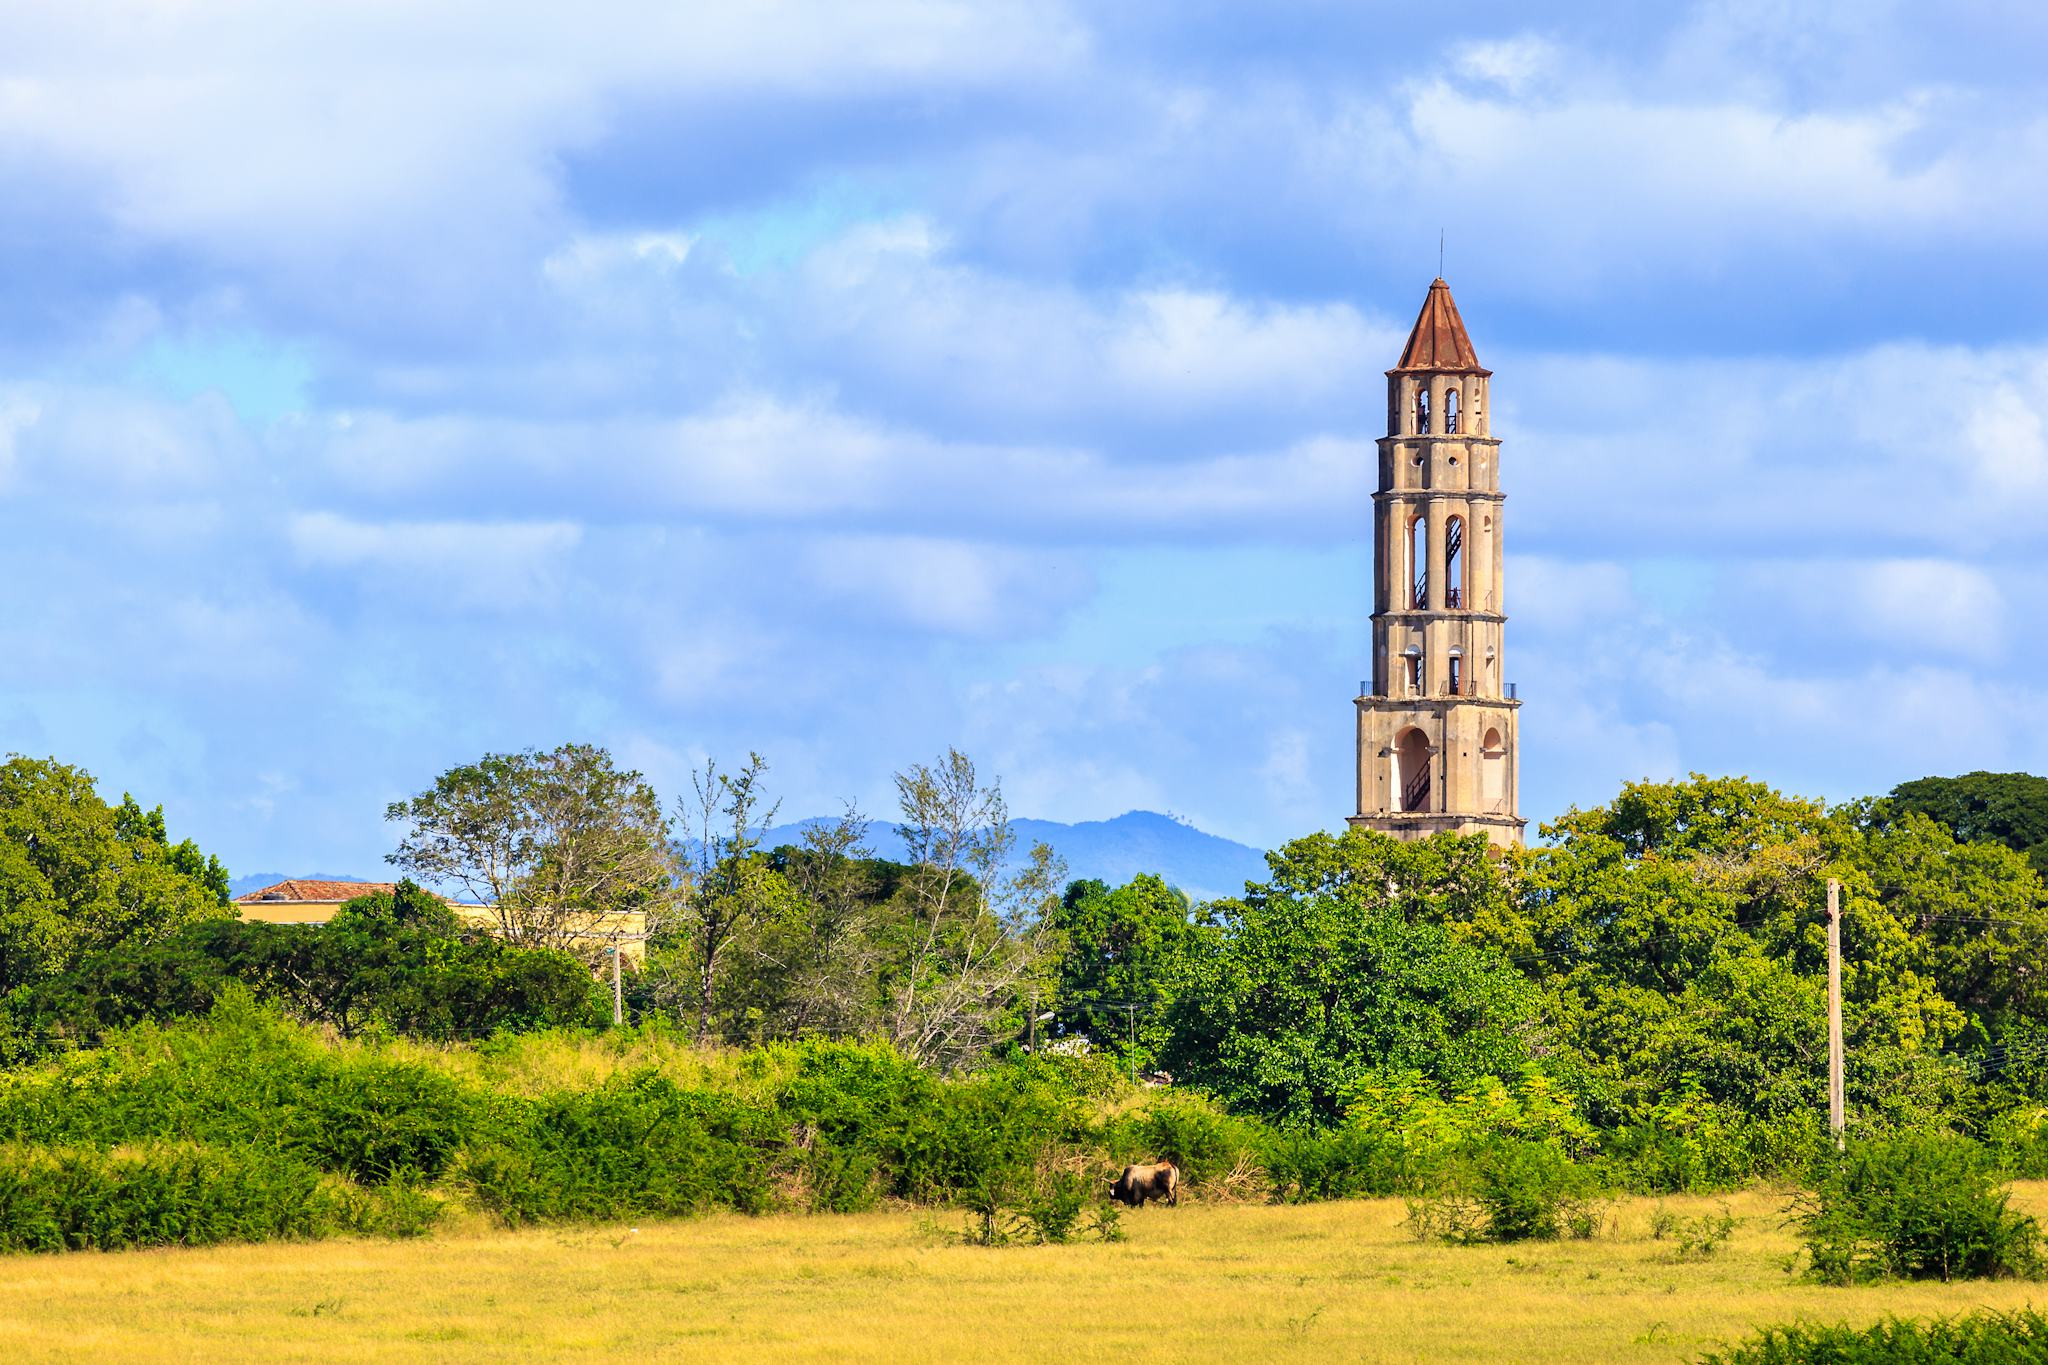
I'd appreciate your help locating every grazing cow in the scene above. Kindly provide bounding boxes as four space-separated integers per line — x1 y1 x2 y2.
1108 1160 1180 1208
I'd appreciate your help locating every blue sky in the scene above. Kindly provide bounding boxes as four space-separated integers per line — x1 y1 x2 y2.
3 1 2046 877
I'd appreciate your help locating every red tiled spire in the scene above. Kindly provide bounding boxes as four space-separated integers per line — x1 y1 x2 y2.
1390 278 1489 375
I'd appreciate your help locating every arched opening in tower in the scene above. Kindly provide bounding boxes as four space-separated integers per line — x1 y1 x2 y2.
1415 387 1431 434
1444 515 1464 608
1395 728 1431 813
1409 515 1428 609
1444 387 1459 434
1482 727 1506 814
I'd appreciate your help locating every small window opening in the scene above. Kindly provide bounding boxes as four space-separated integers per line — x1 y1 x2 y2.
1444 388 1460 434
1448 652 1463 696
1415 387 1431 434
1403 646 1423 695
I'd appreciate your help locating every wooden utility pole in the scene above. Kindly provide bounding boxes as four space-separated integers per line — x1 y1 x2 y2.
611 944 624 1028
1028 992 1038 1054
1826 877 1845 1150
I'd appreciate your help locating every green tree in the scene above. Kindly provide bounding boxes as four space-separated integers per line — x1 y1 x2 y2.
662 753 800 1040
1047 874 1208 1067
743 809 898 1040
1162 828 1537 1125
385 744 674 958
1887 772 2048 881
888 749 1064 1069
8 882 602 1050
0 756 231 993
114 795 230 904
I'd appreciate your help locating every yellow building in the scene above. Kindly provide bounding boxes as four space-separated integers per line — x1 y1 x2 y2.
233 879 646 962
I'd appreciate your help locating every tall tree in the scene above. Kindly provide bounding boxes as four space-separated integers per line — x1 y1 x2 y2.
666 752 794 1038
1887 772 2048 881
0 756 230 993
1162 827 1537 1125
385 744 673 957
888 748 1064 1068
114 795 230 905
754 805 892 1038
1048 874 1207 1066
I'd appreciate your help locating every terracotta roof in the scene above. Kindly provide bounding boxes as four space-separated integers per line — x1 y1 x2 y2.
235 879 402 904
1390 277 1490 375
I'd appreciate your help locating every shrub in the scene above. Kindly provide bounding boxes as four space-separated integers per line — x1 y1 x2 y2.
1650 1203 1738 1260
458 1071 777 1225
1407 1140 1602 1243
298 1060 475 1184
0 1144 334 1252
1700 1309 2048 1364
1018 1166 1090 1244
1793 1134 2042 1284
1106 1093 1263 1191
955 1163 1123 1247
1262 1123 1407 1202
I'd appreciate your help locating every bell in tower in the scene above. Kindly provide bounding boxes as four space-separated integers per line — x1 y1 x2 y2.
1349 278 1525 847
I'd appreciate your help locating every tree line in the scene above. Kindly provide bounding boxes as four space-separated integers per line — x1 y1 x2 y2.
5 747 2048 1160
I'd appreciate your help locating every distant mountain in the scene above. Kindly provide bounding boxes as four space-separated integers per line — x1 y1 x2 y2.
227 871 375 899
767 810 1269 903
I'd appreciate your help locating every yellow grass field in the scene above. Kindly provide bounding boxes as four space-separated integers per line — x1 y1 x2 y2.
2 1188 2045 1364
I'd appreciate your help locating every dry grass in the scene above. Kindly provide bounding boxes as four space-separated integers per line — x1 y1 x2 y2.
3 1187 2047 1364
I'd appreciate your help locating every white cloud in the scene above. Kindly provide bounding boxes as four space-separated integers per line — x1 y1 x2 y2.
1845 559 2005 659
287 511 583 610
800 534 1090 636
0 2 1088 317
1452 35 1563 94
1508 557 1636 631
0 399 38 492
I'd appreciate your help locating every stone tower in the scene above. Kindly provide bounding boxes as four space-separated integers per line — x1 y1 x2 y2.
1349 278 1524 847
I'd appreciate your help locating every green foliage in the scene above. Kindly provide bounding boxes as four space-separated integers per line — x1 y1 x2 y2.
1017 1165 1090 1244
1102 1092 1262 1189
1888 771 2048 883
1406 1139 1602 1244
1650 1203 1738 1259
327 880 463 937
385 743 674 956
0 1143 438 1252
1163 828 1538 1124
1793 1134 2043 1284
114 794 230 905
458 1073 778 1225
1047 874 1208 1067
1701 1310 2048 1364
3 897 605 1053
0 755 231 994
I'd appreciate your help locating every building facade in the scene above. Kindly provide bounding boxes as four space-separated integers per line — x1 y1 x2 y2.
234 878 646 961
1349 278 1524 848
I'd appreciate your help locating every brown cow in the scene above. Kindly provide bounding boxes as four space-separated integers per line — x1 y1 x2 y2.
1108 1160 1179 1207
